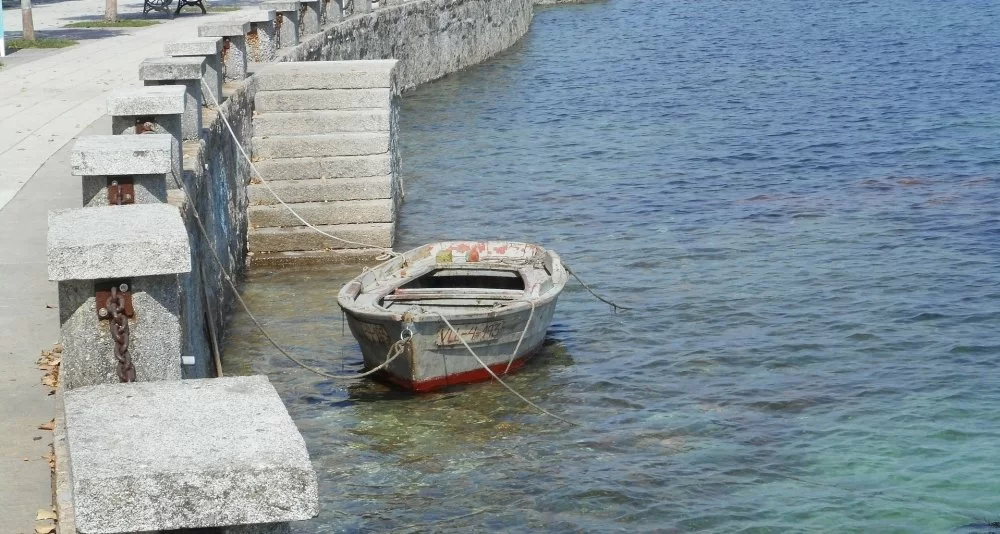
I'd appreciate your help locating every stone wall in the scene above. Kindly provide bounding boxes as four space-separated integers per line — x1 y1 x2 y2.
172 79 258 378
278 0 534 90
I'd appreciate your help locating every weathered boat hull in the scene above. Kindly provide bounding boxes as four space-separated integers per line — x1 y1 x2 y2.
344 296 558 391
338 241 567 392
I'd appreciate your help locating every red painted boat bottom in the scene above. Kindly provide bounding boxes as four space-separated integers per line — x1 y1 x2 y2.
376 344 542 393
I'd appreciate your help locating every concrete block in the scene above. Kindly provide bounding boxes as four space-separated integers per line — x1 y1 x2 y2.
140 57 206 141
253 110 390 136
248 176 392 204
299 0 321 35
58 275 183 388
165 37 225 103
240 10 277 62
165 36 223 56
139 56 205 81
249 222 394 251
198 22 251 81
197 19 251 38
254 88 392 111
250 198 394 227
70 134 174 176
48 204 191 281
106 88 185 181
252 154 392 180
72 134 178 199
251 132 390 159
107 85 186 116
63 376 319 532
254 60 397 90
321 0 342 24
242 8 277 22
265 1 300 48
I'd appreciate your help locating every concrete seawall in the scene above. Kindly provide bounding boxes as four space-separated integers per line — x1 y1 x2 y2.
280 0 534 90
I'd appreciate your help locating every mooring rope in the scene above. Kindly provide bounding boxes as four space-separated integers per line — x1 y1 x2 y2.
564 264 632 311
172 165 406 381
200 76 399 259
430 311 578 426
504 300 534 374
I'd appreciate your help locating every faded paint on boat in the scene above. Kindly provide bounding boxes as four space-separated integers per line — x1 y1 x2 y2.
337 241 567 392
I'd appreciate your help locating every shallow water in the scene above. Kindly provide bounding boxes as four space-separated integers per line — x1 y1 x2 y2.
224 0 1000 531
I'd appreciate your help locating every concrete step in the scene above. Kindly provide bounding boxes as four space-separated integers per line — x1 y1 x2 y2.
252 132 389 159
249 176 392 205
253 110 391 136
249 223 395 252
250 199 394 228
252 155 392 180
254 60 398 91
255 89 392 112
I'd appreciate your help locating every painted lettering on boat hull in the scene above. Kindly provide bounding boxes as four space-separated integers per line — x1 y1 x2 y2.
435 320 503 346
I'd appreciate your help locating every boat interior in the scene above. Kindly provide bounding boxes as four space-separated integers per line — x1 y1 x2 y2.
379 268 527 312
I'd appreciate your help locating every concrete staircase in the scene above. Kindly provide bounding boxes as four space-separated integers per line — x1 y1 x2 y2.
248 60 400 261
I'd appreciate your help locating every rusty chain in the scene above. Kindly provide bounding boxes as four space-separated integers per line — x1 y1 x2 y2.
105 285 136 382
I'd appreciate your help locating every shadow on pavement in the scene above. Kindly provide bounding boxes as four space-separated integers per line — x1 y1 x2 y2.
4 27 125 41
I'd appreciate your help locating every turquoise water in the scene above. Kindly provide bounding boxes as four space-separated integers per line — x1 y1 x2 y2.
224 0 1000 531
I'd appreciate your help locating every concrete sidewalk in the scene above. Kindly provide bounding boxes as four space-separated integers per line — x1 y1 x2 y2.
0 9 240 533
2 0 163 33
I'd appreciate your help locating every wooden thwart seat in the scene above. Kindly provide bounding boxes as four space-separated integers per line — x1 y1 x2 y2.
383 288 524 301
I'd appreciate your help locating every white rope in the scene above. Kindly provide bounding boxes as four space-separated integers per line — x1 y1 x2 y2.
171 158 405 381
430 311 577 426
504 300 534 374
200 76 400 256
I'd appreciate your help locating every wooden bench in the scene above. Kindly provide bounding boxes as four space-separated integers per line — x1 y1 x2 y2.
142 0 206 17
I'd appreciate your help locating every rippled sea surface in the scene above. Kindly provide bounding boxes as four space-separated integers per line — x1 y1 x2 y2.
224 1 1000 531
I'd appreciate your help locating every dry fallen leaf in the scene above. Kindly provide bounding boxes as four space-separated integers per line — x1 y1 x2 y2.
43 450 56 472
35 509 57 521
35 525 55 534
38 419 55 431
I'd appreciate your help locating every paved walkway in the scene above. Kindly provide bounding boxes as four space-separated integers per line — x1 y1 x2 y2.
0 8 240 532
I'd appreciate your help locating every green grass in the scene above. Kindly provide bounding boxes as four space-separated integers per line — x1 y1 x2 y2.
64 19 161 28
6 38 78 50
205 5 241 12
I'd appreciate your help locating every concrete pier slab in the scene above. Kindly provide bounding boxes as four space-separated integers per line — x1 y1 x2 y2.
249 222 394 252
63 376 318 533
47 204 191 281
255 88 392 111
253 110 390 136
254 60 399 90
252 154 393 180
248 176 392 204
251 132 390 159
249 198 394 226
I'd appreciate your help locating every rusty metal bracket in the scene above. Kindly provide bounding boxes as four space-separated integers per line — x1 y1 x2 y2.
96 280 135 320
134 116 157 134
107 177 135 205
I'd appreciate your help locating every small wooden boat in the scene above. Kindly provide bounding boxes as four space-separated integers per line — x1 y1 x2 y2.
337 241 567 392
